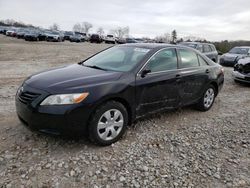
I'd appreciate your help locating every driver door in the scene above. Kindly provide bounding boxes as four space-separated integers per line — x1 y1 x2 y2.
135 48 180 116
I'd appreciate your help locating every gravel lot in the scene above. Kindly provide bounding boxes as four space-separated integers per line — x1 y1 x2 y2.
0 35 249 188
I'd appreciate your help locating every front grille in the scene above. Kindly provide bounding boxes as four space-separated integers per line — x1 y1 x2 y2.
18 90 40 104
242 64 250 74
235 64 250 74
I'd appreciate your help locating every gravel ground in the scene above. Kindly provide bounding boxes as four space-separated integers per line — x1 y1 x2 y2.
0 35 249 188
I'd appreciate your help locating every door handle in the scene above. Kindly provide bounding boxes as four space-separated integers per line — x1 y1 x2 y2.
176 74 181 82
206 69 210 73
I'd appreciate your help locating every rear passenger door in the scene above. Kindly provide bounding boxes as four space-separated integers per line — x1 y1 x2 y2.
177 48 210 106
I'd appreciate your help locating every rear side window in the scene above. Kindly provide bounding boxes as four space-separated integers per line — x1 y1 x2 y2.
179 49 199 68
198 55 209 66
203 45 211 52
209 45 216 51
146 48 177 72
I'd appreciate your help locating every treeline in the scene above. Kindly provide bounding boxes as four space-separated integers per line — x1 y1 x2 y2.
213 40 250 53
0 19 36 28
1 19 250 53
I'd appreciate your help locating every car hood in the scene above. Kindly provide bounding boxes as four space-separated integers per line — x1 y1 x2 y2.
46 34 59 37
237 57 250 65
25 34 38 37
25 64 122 93
71 36 81 39
223 53 245 60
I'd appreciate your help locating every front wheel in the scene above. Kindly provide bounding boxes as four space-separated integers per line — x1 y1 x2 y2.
196 85 216 111
88 101 128 146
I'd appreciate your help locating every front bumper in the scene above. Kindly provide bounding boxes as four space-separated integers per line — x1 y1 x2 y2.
15 85 93 136
232 71 250 83
47 37 59 42
25 36 38 41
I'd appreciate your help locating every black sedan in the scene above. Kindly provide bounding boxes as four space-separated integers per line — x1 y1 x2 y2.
24 31 39 41
232 57 250 83
15 44 224 145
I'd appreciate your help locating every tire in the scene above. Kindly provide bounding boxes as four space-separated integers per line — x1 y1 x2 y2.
195 85 216 111
88 101 128 146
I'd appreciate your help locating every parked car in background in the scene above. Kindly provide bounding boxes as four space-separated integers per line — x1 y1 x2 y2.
6 28 17 37
37 30 47 41
0 26 10 35
126 38 138 43
105 35 116 44
0 26 8 34
75 32 88 41
70 34 85 43
16 28 30 39
180 42 218 62
15 44 224 145
46 31 64 42
134 38 145 43
232 57 250 83
64 31 74 41
24 30 40 41
117 38 126 44
89 34 103 43
220 46 250 66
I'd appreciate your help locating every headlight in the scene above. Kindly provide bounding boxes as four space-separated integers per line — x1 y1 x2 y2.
40 93 89 105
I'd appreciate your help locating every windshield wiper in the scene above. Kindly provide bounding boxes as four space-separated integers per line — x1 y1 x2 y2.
83 64 108 71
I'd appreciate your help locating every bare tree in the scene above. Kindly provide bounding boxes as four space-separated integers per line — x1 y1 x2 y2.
112 26 129 38
49 23 60 30
155 33 171 43
81 22 93 34
183 35 205 42
73 23 82 32
97 27 104 36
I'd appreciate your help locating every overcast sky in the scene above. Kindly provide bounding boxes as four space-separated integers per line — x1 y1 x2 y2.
0 0 250 41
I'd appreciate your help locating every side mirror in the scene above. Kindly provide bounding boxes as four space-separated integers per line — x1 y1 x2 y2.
218 50 223 55
141 69 151 78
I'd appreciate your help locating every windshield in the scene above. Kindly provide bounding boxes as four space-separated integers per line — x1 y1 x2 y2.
47 31 59 35
229 47 249 54
29 30 39 34
83 46 150 72
65 32 73 35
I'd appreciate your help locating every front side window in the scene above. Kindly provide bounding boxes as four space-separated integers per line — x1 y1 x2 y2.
145 48 178 73
179 49 199 68
197 44 203 52
198 55 209 66
83 46 150 72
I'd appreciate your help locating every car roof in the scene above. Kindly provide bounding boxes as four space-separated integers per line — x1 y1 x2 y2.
180 42 214 46
120 43 177 49
234 46 250 48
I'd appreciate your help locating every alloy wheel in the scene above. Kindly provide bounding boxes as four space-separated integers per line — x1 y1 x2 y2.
97 109 124 141
204 88 215 108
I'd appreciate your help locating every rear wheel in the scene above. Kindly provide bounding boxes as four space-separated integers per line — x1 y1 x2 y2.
88 101 128 146
196 85 216 111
